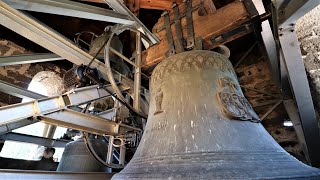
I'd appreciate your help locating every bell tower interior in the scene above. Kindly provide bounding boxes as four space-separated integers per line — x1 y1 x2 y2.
0 0 319 179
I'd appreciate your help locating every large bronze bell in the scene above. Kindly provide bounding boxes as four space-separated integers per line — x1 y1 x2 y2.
113 50 320 179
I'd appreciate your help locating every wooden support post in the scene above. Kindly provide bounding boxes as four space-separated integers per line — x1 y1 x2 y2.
127 0 140 17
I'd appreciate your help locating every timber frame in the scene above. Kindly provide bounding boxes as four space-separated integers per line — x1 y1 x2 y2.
0 1 319 178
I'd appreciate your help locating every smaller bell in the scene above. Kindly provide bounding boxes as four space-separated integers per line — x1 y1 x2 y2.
57 137 110 172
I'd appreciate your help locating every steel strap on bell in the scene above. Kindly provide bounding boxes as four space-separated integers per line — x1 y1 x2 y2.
112 50 320 179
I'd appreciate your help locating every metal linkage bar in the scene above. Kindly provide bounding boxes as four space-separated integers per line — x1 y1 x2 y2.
0 1 134 91
0 132 70 147
41 109 138 135
96 109 114 120
0 119 36 135
0 53 63 66
110 47 137 68
104 0 160 46
0 80 45 100
0 84 140 135
133 32 142 112
3 0 134 25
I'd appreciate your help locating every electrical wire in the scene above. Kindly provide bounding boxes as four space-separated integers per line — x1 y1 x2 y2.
84 32 110 71
85 71 147 119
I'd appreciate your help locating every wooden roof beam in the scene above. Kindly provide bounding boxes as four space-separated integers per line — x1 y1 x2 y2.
140 0 183 10
77 0 183 10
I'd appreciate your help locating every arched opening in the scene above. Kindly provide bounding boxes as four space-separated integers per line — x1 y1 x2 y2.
0 71 66 161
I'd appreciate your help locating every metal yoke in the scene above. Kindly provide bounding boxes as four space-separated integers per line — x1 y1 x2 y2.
173 2 185 53
162 0 203 58
185 0 195 49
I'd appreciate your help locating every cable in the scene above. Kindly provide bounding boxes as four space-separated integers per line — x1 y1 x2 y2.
84 71 147 119
84 32 110 72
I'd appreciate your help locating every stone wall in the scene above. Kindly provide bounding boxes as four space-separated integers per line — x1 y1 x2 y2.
0 39 67 106
296 5 320 120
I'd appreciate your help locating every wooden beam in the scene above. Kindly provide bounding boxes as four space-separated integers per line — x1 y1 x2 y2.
77 0 105 4
77 0 182 10
140 0 183 10
141 1 251 70
152 0 216 33
127 0 140 16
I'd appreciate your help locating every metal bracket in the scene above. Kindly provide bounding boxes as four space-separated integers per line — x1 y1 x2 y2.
155 2 203 33
162 10 176 57
243 0 259 19
211 23 254 45
194 36 203 50
173 2 185 53
185 0 195 50
3 0 135 25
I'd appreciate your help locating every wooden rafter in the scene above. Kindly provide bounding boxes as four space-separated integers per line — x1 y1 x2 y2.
77 0 105 4
76 0 182 10
140 0 183 10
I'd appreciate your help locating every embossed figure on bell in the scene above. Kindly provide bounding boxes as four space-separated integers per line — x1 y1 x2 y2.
217 77 260 122
112 50 320 179
154 88 164 115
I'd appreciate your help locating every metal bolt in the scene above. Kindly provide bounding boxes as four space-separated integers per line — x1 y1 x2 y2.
161 10 169 16
172 2 177 8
